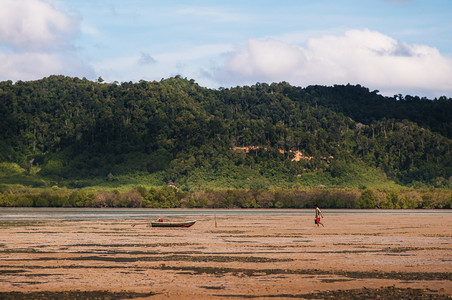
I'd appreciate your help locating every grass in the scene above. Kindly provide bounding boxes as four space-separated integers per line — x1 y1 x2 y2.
0 159 404 193
0 163 167 194
65 171 167 193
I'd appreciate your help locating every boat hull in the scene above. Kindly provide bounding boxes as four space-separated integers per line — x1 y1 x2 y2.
151 221 196 228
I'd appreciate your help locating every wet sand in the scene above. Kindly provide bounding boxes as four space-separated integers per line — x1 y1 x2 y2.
0 213 451 299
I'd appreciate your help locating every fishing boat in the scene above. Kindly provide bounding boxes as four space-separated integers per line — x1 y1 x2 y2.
150 220 196 228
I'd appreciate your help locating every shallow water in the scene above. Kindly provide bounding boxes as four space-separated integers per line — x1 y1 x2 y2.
0 208 450 221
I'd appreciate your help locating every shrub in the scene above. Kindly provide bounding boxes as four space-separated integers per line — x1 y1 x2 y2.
0 162 25 175
92 191 120 207
144 187 178 208
134 186 148 198
208 190 228 208
183 191 211 208
254 190 275 208
120 190 143 208
420 190 451 209
420 192 435 209
34 193 50 207
0 192 13 206
359 189 377 208
40 159 64 176
68 190 92 207
381 191 400 209
398 191 421 209
14 195 34 207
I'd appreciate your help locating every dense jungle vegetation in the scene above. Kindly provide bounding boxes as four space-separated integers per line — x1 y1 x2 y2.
0 75 450 208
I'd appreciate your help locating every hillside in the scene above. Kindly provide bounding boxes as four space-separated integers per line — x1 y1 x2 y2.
0 75 451 191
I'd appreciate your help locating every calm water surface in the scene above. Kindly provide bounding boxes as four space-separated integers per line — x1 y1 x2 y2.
0 208 450 221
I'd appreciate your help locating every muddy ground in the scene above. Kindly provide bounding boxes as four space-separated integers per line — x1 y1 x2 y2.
0 213 450 299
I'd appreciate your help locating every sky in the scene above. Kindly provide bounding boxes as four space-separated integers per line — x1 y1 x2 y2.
1 0 452 98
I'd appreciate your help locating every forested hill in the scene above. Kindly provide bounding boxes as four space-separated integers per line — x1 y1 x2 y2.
0 75 451 190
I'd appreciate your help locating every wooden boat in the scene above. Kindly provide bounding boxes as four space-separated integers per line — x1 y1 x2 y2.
151 220 196 228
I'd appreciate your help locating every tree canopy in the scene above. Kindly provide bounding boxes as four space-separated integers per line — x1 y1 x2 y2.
0 76 450 190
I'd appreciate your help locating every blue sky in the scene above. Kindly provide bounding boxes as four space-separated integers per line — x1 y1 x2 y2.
1 0 452 97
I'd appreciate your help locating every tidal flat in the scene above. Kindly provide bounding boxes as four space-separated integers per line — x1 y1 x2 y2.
0 211 450 299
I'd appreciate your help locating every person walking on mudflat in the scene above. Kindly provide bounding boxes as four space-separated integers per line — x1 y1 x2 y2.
314 204 324 227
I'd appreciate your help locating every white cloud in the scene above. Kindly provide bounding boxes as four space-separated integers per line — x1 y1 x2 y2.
0 0 94 81
94 43 233 84
215 29 452 97
0 52 62 79
222 39 307 80
0 0 78 51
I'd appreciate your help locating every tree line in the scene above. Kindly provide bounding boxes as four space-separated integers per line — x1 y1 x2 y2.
0 187 450 209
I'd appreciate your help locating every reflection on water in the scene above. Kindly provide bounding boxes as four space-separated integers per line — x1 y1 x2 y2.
0 208 450 221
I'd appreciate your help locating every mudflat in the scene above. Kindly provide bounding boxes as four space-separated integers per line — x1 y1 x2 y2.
0 212 451 299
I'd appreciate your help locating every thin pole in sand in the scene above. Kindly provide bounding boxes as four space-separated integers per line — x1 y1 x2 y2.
214 212 218 228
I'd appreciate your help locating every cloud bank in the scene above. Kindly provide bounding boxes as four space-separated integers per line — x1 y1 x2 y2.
215 29 452 97
0 0 94 81
1 0 450 99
